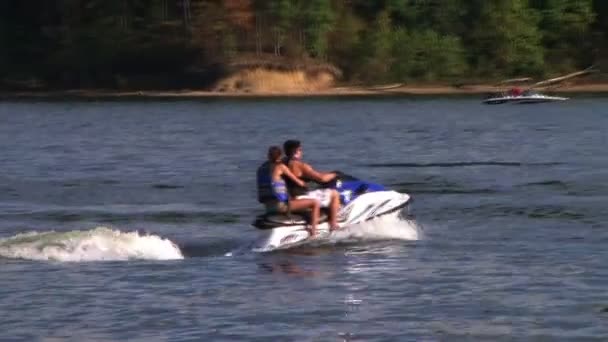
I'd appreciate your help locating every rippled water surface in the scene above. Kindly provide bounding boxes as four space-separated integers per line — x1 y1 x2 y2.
1 96 607 340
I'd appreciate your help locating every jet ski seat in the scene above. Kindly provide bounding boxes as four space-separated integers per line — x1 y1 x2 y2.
253 207 347 230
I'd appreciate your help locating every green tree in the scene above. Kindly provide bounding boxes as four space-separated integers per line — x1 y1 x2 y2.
392 29 466 82
268 0 297 55
593 0 608 65
386 0 467 34
302 0 334 58
191 2 235 62
468 0 544 77
356 10 394 82
327 5 363 79
390 28 413 81
536 0 595 71
0 2 7 77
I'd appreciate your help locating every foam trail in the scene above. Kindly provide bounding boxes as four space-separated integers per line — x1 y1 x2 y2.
0 227 184 262
329 215 421 243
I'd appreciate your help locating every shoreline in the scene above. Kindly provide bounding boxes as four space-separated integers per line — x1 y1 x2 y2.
2 83 608 99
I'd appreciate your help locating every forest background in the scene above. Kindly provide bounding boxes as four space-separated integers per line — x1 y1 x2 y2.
1 0 607 92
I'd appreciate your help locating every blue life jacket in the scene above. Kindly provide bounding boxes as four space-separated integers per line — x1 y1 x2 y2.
257 162 289 203
257 161 273 203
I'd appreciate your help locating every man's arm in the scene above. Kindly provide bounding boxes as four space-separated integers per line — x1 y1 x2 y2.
280 164 306 187
300 162 336 183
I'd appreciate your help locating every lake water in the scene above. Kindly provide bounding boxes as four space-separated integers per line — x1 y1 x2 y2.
1 96 607 341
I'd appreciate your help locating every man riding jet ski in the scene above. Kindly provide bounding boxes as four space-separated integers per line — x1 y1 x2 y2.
252 140 411 251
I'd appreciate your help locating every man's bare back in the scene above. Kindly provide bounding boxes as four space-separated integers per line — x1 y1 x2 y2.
282 140 341 230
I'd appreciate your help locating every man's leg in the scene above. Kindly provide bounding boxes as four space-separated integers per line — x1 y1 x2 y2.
296 189 341 231
328 189 340 231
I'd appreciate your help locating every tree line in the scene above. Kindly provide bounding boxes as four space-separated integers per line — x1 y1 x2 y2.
1 0 606 89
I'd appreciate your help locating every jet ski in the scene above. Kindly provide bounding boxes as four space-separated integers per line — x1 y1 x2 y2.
251 172 411 251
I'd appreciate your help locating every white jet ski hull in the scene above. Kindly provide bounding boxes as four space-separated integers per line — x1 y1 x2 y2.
251 191 410 251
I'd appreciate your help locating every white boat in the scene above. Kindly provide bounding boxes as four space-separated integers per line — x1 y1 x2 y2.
481 66 599 105
251 173 411 251
483 92 568 105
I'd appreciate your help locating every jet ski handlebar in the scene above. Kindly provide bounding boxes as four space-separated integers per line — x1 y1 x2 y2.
314 170 358 189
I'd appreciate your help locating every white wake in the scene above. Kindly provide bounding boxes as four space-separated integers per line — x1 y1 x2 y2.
328 215 421 243
0 227 184 262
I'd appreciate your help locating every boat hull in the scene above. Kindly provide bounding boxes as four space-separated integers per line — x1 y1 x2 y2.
251 191 410 251
483 95 568 105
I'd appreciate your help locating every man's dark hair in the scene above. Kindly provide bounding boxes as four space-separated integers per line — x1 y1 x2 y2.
283 139 301 157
